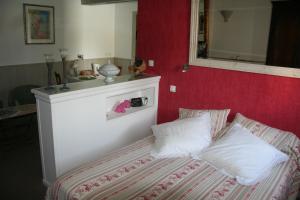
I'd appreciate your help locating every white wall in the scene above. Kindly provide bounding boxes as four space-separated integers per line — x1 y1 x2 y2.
0 0 64 66
0 0 136 66
208 0 271 63
115 1 137 59
0 0 117 66
62 0 116 60
0 0 136 106
0 0 131 106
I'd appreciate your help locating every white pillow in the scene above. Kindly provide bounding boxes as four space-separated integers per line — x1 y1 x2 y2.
151 112 211 158
179 108 230 139
199 123 289 185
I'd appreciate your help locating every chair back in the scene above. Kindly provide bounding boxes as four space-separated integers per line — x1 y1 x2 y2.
8 85 40 106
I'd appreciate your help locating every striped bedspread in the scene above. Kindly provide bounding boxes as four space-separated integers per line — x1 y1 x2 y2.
47 133 300 200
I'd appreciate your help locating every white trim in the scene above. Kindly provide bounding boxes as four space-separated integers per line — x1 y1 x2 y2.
189 0 300 79
32 75 161 103
189 58 300 78
208 49 266 60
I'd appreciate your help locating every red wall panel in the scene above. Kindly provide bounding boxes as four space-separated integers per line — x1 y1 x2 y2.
137 0 300 136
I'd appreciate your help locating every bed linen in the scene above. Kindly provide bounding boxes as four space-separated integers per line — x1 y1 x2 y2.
47 132 300 200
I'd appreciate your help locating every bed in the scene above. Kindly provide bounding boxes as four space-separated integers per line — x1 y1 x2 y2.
46 129 300 200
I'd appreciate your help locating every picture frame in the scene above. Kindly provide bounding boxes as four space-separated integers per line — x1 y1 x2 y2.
23 4 55 44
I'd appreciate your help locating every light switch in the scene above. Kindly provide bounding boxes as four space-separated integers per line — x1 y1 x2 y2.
170 85 176 93
148 60 154 67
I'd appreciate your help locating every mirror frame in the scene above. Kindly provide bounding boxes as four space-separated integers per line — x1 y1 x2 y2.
189 0 300 78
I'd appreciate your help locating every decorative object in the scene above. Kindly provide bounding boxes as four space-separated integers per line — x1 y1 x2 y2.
78 76 96 81
128 58 147 75
98 62 120 83
67 61 78 77
23 4 55 44
219 10 233 22
44 54 55 90
59 48 70 90
114 100 131 113
79 70 94 76
79 68 96 81
116 66 122 76
182 64 190 72
92 63 101 76
130 97 148 107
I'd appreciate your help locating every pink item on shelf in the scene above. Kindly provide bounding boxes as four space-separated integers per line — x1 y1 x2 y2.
115 105 125 113
123 100 131 108
114 100 131 113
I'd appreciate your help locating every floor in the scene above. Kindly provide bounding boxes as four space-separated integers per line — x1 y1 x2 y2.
0 115 47 200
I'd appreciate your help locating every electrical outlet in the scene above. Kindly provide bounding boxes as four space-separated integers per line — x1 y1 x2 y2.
170 85 176 93
148 60 154 67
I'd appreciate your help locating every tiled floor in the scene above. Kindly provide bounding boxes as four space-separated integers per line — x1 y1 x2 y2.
0 117 46 200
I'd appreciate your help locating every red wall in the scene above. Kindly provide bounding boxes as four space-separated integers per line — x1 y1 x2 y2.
136 0 300 136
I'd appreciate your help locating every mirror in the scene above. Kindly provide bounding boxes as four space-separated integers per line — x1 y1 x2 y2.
189 0 300 78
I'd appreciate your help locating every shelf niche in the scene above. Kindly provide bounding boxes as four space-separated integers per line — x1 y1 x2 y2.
106 87 155 120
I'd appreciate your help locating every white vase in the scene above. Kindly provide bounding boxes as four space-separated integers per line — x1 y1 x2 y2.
98 63 120 83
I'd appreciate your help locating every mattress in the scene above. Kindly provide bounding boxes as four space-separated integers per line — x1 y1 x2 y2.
47 132 300 200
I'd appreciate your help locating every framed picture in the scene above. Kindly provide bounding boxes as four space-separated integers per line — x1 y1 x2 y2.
23 4 55 44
